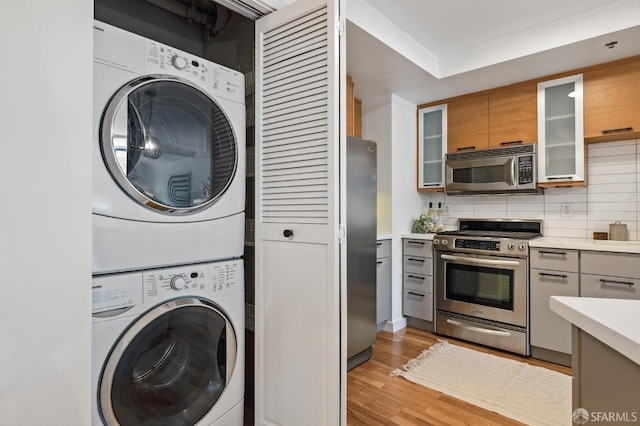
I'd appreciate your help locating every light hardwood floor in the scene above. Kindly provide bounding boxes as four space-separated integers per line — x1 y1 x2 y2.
347 327 571 425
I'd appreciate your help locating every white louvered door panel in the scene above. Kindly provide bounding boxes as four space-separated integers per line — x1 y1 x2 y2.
255 0 345 425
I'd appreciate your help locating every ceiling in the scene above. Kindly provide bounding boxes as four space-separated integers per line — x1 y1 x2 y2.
346 0 640 104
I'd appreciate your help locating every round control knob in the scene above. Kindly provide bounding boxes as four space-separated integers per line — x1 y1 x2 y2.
518 243 527 251
441 240 448 246
507 243 515 250
170 275 187 290
171 55 188 70
433 239 440 245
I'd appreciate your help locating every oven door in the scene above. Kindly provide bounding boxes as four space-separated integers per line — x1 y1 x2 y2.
435 250 527 327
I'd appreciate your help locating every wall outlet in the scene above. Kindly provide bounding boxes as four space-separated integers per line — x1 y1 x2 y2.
444 204 451 215
561 202 572 217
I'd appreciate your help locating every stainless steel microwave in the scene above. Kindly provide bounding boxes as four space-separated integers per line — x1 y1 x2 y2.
445 144 541 195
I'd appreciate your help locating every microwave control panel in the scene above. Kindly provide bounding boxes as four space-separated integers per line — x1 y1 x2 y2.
517 155 534 184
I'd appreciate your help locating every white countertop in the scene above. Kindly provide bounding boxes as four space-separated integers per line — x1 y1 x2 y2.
550 296 640 366
531 237 640 254
401 233 436 240
377 234 392 241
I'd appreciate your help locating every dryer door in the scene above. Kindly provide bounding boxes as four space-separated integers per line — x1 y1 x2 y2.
99 297 237 426
100 75 238 214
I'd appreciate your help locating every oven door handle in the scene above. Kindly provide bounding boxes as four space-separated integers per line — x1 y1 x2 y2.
440 253 520 267
446 319 512 337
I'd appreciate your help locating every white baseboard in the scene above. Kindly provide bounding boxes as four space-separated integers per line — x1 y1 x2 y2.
383 317 407 333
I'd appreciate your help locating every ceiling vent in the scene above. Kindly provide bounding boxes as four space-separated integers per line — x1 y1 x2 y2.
211 0 275 19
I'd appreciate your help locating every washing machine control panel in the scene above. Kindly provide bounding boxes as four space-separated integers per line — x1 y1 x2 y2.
143 260 244 299
92 260 243 315
144 39 244 104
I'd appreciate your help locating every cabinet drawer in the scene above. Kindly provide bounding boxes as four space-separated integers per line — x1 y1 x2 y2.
530 269 579 354
403 239 432 257
376 256 391 323
581 251 640 278
403 272 433 293
403 255 433 276
376 239 391 259
530 248 579 272
403 289 433 321
581 274 640 299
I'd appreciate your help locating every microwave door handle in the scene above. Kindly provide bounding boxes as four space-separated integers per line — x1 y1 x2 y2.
440 253 520 267
506 157 516 186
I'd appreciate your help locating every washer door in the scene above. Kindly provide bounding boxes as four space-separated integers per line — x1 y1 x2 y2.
99 298 237 426
100 75 238 214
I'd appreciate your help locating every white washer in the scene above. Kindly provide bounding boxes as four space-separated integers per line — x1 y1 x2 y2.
92 259 244 426
93 21 245 274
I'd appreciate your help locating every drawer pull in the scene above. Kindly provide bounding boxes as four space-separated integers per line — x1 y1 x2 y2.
421 183 441 187
538 272 568 279
407 291 425 297
456 145 476 152
376 242 382 246
602 127 633 135
407 240 425 245
407 258 425 263
538 250 567 256
499 140 523 146
407 274 425 280
599 278 634 287
376 261 383 265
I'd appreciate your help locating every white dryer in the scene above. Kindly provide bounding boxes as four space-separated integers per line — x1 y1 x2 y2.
93 21 245 274
92 259 244 426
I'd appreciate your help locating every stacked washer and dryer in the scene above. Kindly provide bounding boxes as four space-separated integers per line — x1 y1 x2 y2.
92 21 246 426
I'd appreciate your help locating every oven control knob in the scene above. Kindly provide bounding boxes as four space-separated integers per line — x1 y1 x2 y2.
518 243 527 251
441 239 448 246
507 243 515 250
170 275 187 290
433 239 439 245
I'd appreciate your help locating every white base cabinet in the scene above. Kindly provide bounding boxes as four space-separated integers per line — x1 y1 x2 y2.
530 246 640 366
376 239 391 325
402 238 433 323
580 251 640 300
530 248 579 356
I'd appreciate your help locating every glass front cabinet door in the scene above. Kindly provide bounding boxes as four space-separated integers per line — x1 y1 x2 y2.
537 74 585 186
418 104 447 190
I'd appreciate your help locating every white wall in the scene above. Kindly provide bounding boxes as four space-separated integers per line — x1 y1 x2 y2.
0 1 93 425
363 94 422 332
421 139 640 241
363 96 392 235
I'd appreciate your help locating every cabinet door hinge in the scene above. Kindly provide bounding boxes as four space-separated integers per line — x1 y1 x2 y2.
337 17 345 37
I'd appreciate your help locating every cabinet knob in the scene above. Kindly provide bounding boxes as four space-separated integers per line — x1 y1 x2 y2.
283 229 294 238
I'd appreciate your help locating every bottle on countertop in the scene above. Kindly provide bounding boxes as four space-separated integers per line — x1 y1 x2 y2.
435 202 444 232
426 202 434 218
426 202 435 232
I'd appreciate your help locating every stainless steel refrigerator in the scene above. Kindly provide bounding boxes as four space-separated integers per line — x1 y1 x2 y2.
346 136 377 371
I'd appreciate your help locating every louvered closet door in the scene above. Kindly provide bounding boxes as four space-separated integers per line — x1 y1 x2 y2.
255 0 345 425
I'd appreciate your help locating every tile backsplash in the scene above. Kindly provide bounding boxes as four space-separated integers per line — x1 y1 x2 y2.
421 139 639 241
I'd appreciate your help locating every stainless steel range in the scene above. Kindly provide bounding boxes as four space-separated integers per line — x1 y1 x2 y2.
433 219 542 356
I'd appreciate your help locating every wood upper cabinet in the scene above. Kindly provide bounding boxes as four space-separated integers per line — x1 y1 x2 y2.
447 94 488 153
584 59 640 142
346 75 362 137
488 83 537 147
